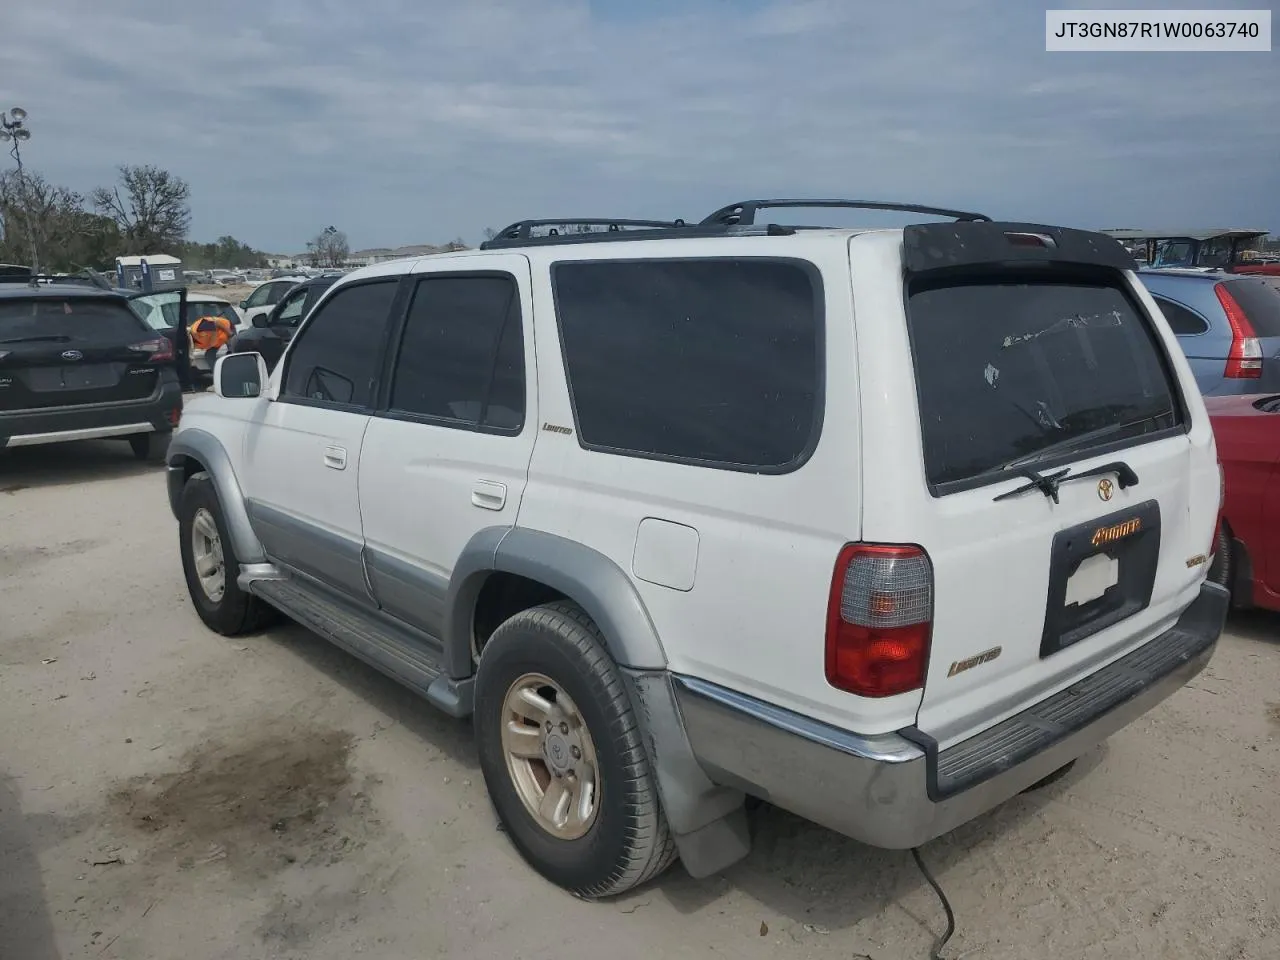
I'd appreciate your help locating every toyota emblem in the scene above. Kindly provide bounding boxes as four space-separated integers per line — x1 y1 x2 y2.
1097 478 1114 502
61 349 83 361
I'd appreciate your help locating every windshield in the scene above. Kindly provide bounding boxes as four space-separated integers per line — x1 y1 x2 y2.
907 275 1182 488
1153 240 1195 268
0 298 149 342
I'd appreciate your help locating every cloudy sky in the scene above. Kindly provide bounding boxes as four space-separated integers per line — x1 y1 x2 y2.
5 0 1277 253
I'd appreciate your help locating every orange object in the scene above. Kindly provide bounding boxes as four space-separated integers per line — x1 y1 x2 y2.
188 314 235 352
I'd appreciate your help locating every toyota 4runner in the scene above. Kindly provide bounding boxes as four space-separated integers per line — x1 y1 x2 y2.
165 200 1227 897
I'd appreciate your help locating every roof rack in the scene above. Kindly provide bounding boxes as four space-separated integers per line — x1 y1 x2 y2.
481 218 689 249
700 199 992 226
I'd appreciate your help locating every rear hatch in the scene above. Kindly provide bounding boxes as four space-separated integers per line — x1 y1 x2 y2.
0 295 172 412
854 224 1220 749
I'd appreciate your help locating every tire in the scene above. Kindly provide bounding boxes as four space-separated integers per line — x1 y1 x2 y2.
129 431 170 463
1208 524 1232 593
474 602 677 897
178 472 274 635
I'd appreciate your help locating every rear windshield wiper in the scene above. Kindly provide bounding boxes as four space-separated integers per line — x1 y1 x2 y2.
994 461 1139 504
0 334 73 344
1000 414 1169 472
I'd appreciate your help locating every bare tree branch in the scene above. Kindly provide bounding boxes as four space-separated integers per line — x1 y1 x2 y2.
92 164 191 255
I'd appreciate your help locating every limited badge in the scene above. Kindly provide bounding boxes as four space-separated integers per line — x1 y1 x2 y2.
1097 478 1114 501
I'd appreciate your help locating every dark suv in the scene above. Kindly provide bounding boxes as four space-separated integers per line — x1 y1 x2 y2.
0 280 183 461
227 274 340 371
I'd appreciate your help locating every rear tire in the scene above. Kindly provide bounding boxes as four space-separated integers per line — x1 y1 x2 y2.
178 473 274 635
474 602 677 897
129 432 170 463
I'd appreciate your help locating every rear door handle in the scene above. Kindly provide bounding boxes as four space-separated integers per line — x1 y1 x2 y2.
471 480 507 511
323 444 347 470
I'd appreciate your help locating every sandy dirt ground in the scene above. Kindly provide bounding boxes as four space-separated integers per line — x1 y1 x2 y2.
1 441 1277 960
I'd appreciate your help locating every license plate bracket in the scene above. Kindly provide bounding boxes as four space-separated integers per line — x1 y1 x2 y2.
1040 499 1161 658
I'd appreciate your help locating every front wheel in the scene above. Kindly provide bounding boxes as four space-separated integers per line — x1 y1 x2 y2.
178 473 274 635
474 602 676 897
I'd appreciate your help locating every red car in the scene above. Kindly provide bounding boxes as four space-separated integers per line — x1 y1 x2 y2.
1206 393 1280 610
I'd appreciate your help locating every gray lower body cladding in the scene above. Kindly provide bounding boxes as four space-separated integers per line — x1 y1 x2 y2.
673 581 1226 850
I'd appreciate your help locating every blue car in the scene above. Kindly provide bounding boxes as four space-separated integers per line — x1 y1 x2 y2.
1140 269 1280 395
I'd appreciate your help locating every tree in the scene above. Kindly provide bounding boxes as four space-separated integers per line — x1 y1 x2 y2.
443 237 468 252
91 164 191 255
482 226 498 240
310 225 349 267
179 235 267 270
0 169 120 271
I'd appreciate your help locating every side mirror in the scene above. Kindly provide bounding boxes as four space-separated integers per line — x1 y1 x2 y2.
238 300 248 309
252 313 271 329
214 352 268 399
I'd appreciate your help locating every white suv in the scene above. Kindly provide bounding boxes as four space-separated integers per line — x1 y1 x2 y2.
165 200 1227 897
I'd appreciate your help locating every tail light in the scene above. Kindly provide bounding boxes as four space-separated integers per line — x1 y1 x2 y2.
129 337 174 363
167 406 182 426
1216 283 1262 379
129 343 175 363
825 543 933 698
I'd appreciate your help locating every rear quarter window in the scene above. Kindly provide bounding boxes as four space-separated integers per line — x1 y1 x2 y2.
553 258 822 471
1151 295 1210 336
907 274 1183 490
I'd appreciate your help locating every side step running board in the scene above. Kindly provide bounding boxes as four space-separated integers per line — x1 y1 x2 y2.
250 577 474 717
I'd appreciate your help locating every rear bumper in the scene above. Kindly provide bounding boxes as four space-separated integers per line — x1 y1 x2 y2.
674 580 1227 849
0 380 183 449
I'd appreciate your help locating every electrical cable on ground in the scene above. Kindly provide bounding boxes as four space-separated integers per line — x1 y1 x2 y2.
911 847 956 960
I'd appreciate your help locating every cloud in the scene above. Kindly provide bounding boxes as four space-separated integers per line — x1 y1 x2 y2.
3 0 1276 251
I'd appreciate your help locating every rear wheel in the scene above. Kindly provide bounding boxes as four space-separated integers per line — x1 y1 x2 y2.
474 602 676 897
178 473 274 635
129 432 170 463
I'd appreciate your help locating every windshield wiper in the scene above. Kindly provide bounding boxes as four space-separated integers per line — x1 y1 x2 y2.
994 460 1139 504
1000 413 1168 472
993 465 1071 503
0 334 73 344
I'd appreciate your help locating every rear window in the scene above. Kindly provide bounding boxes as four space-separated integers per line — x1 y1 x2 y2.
1225 278 1280 337
907 276 1182 489
553 258 821 471
0 298 148 343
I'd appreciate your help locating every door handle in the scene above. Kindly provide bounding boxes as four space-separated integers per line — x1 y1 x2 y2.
323 444 347 470
471 480 507 511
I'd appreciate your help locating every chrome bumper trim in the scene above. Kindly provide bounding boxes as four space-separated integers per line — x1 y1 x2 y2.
673 582 1226 849
5 422 153 447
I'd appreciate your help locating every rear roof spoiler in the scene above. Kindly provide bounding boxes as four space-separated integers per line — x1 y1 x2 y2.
904 222 1138 274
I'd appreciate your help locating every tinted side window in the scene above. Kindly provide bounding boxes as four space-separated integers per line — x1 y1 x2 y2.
243 284 272 308
553 259 820 470
264 282 292 306
388 275 524 431
275 290 308 325
1153 295 1210 336
282 280 398 406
